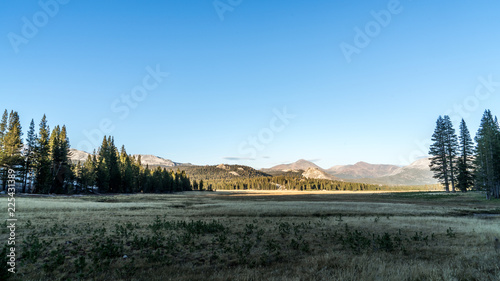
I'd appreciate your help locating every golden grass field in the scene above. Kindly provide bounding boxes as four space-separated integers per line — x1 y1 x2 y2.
1 190 500 280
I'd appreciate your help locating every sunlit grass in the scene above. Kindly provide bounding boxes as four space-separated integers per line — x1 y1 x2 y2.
1 191 499 280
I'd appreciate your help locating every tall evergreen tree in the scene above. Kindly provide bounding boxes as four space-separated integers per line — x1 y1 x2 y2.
84 152 98 192
151 167 163 193
72 161 83 193
49 126 62 193
456 119 474 192
119 145 133 193
181 170 191 191
60 126 72 192
141 165 151 193
0 109 8 166
4 111 23 163
429 116 450 192
174 169 182 192
107 137 121 192
474 110 500 199
2 111 23 190
96 137 110 193
34 115 51 193
133 155 143 192
48 125 71 193
96 136 121 193
22 119 37 193
443 115 459 192
0 110 7 191
74 151 97 193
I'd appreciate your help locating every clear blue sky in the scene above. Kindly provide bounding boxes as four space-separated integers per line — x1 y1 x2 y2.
1 0 499 169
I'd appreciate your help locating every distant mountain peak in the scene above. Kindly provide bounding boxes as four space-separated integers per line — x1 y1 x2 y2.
267 159 321 171
69 148 90 163
132 154 188 168
353 161 370 166
326 162 400 179
302 167 339 181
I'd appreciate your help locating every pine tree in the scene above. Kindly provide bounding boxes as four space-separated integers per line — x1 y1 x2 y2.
119 145 133 193
96 137 110 193
60 126 70 161
82 152 98 192
474 110 500 199
72 161 82 193
107 137 121 193
174 169 182 191
0 111 9 190
162 169 172 192
152 167 162 192
34 115 52 193
23 119 37 193
443 116 459 192
4 111 23 163
96 136 121 193
48 125 71 193
166 169 174 192
429 116 450 191
0 109 8 166
456 119 474 192
49 125 61 163
2 111 23 190
48 126 63 193
74 153 97 194
141 165 151 193
132 155 143 192
181 170 191 191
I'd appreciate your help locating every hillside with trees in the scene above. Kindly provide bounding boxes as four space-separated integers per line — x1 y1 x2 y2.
195 175 440 192
0 109 192 194
165 164 270 181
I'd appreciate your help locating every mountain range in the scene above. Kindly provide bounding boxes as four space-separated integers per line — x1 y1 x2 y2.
355 158 437 185
262 159 322 172
68 149 437 186
264 158 437 185
326 162 400 179
69 149 189 168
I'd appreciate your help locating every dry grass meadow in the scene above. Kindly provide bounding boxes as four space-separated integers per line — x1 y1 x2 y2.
1 190 500 280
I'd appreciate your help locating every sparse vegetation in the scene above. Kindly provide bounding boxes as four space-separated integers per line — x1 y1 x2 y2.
1 190 499 280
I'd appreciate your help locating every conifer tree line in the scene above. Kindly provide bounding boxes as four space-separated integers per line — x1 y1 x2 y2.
203 176 440 192
429 109 500 198
0 109 192 194
73 136 192 193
